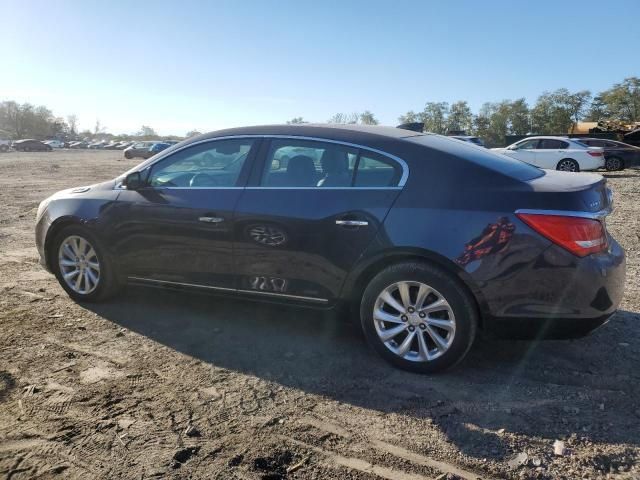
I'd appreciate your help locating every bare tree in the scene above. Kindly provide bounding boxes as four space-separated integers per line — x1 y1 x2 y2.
66 115 78 135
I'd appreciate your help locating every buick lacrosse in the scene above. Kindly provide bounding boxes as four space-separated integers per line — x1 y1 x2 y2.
35 125 626 372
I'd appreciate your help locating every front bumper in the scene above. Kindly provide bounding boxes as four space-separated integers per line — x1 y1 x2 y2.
35 210 53 272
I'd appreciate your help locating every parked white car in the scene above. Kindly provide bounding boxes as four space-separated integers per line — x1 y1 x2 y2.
44 140 65 149
492 136 604 172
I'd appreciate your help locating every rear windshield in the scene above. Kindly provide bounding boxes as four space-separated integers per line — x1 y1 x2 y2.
408 135 544 181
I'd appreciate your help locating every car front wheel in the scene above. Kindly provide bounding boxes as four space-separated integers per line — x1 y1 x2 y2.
360 262 478 373
51 225 120 302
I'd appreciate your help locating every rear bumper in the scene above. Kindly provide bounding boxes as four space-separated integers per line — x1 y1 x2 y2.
482 237 626 339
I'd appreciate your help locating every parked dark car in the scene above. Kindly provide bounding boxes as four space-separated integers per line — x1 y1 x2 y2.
35 125 625 373
148 142 172 155
123 141 156 159
577 138 640 171
13 139 52 152
102 142 120 150
68 141 89 149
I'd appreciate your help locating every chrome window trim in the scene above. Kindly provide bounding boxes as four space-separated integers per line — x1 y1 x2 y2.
127 276 328 303
118 134 410 190
515 207 613 221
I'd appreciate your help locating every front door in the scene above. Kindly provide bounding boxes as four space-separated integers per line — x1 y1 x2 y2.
110 137 259 289
508 139 539 167
233 137 405 302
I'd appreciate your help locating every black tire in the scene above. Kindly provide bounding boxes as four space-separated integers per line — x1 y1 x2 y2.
124 151 132 159
556 158 579 172
360 261 478 373
605 156 624 171
50 225 120 302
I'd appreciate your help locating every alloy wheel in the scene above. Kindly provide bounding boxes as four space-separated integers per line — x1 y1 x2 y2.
558 160 578 172
58 235 101 294
373 281 456 362
606 157 622 171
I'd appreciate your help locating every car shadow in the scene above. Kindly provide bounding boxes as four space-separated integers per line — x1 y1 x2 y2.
86 285 640 460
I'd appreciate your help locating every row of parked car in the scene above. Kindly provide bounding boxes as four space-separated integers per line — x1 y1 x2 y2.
0 138 178 159
451 134 640 172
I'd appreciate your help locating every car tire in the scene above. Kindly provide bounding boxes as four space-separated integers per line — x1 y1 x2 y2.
360 261 478 373
124 151 132 159
24 147 30 152
50 225 121 303
556 158 579 172
605 156 624 171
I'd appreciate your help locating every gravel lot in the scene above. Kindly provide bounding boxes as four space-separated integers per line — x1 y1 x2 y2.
0 150 638 479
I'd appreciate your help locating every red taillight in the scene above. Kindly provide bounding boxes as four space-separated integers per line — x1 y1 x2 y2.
516 213 607 257
587 151 603 157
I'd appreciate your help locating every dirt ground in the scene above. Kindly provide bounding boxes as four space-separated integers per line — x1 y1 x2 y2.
0 149 638 480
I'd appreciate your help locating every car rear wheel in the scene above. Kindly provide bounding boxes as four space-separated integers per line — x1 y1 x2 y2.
51 225 120 302
124 151 132 159
360 262 477 373
556 159 579 172
605 156 623 171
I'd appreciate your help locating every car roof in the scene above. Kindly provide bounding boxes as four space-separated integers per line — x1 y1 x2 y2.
518 136 570 140
185 124 427 146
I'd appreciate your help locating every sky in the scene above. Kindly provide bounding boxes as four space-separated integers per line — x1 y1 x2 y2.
1 0 639 136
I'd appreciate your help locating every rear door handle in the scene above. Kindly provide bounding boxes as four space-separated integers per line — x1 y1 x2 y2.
199 216 224 223
336 219 368 227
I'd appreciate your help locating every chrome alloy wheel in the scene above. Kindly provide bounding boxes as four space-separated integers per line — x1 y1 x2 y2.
58 235 101 294
558 159 578 172
373 281 456 362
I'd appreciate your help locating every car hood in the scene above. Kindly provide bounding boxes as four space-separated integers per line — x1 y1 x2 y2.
47 179 117 201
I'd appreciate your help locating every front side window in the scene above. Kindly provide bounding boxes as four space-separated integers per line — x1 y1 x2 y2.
515 139 538 150
261 139 357 187
148 138 254 188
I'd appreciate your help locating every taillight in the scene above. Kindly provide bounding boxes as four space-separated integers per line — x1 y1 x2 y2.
587 151 603 157
516 213 607 257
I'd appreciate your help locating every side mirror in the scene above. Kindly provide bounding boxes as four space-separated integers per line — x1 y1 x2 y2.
124 172 144 190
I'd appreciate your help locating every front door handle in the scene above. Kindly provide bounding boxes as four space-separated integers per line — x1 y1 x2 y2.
336 219 368 227
199 216 224 223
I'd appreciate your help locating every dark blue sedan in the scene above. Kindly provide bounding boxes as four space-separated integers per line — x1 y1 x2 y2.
34 125 626 372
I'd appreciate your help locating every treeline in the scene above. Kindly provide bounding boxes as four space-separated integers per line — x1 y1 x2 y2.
296 77 640 147
0 101 185 142
3 77 638 147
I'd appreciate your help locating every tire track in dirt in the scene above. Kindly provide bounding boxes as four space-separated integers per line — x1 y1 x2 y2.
286 415 492 480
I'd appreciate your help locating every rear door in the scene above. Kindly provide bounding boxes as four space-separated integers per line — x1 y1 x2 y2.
111 137 259 289
536 138 570 169
232 137 405 303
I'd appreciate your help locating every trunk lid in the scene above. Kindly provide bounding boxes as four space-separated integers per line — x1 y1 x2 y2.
523 170 612 214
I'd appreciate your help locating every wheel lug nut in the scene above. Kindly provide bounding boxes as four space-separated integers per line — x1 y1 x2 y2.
408 307 415 313
408 326 415 332
401 315 408 322
419 312 426 318
419 323 426 330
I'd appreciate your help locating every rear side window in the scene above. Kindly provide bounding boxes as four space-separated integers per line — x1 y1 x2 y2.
539 139 569 149
354 151 402 187
261 139 358 187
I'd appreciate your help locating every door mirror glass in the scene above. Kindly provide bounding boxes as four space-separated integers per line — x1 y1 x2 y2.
124 172 144 190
